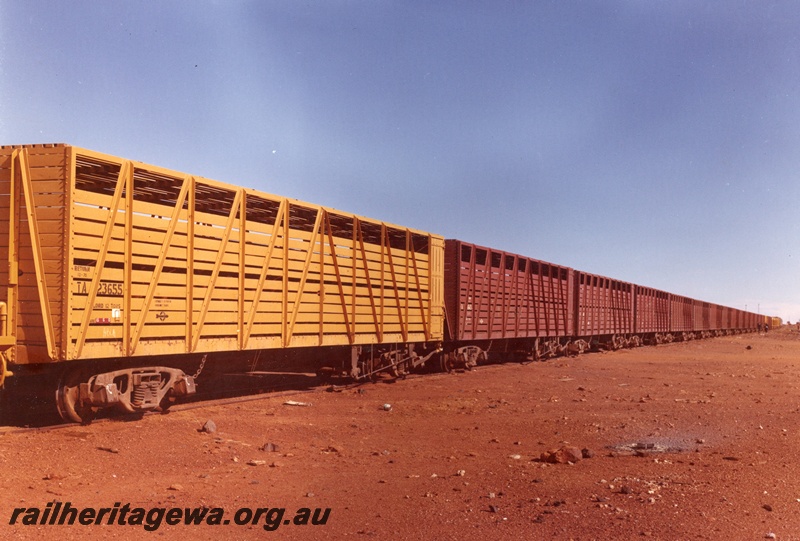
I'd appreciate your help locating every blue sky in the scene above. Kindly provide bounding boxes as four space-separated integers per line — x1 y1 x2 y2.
1 1 798 321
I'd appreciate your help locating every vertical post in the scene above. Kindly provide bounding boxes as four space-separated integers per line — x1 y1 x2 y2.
318 211 326 346
186 176 195 352
281 201 289 347
123 162 133 357
7 151 19 344
379 223 385 336
351 218 357 340
238 190 246 350
404 231 410 338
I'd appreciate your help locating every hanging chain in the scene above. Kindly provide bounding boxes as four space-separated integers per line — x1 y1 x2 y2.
193 354 208 379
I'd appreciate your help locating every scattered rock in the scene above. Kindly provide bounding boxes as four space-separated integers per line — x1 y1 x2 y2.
283 400 312 407
260 442 279 452
540 446 583 464
247 459 267 466
763 504 773 512
167 484 183 491
382 404 392 411
200 420 217 434
489 505 499 513
581 448 594 459
97 446 120 454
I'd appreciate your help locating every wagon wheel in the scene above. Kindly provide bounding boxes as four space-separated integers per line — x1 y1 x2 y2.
0 351 10 388
439 353 454 373
159 391 177 414
465 350 484 370
359 356 378 382
55 367 96 424
390 358 408 378
463 355 475 370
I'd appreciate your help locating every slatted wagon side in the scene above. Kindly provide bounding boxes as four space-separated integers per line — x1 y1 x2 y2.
696 301 710 335
574 272 634 349
709 303 722 334
633 285 670 343
443 240 573 363
0 144 445 420
669 294 695 336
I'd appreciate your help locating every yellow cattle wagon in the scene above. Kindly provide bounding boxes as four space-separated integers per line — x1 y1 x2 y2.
0 144 444 420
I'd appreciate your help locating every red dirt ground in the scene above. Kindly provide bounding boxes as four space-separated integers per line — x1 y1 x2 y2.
1 328 799 540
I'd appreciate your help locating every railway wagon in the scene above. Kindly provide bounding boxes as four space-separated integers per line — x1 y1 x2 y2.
719 305 732 331
633 285 670 343
0 144 444 421
574 271 635 350
710 303 723 333
669 294 695 335
731 307 743 330
695 302 708 334
442 239 573 365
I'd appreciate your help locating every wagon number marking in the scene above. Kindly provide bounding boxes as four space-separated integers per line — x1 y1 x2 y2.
74 281 123 296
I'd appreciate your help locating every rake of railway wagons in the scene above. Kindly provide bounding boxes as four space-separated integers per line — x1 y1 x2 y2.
0 144 774 423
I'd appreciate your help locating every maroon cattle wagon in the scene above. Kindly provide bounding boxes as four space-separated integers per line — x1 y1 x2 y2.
633 285 670 343
574 272 635 349
443 240 574 365
669 294 695 337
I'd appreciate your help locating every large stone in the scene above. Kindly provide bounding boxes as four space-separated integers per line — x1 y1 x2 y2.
541 446 583 464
